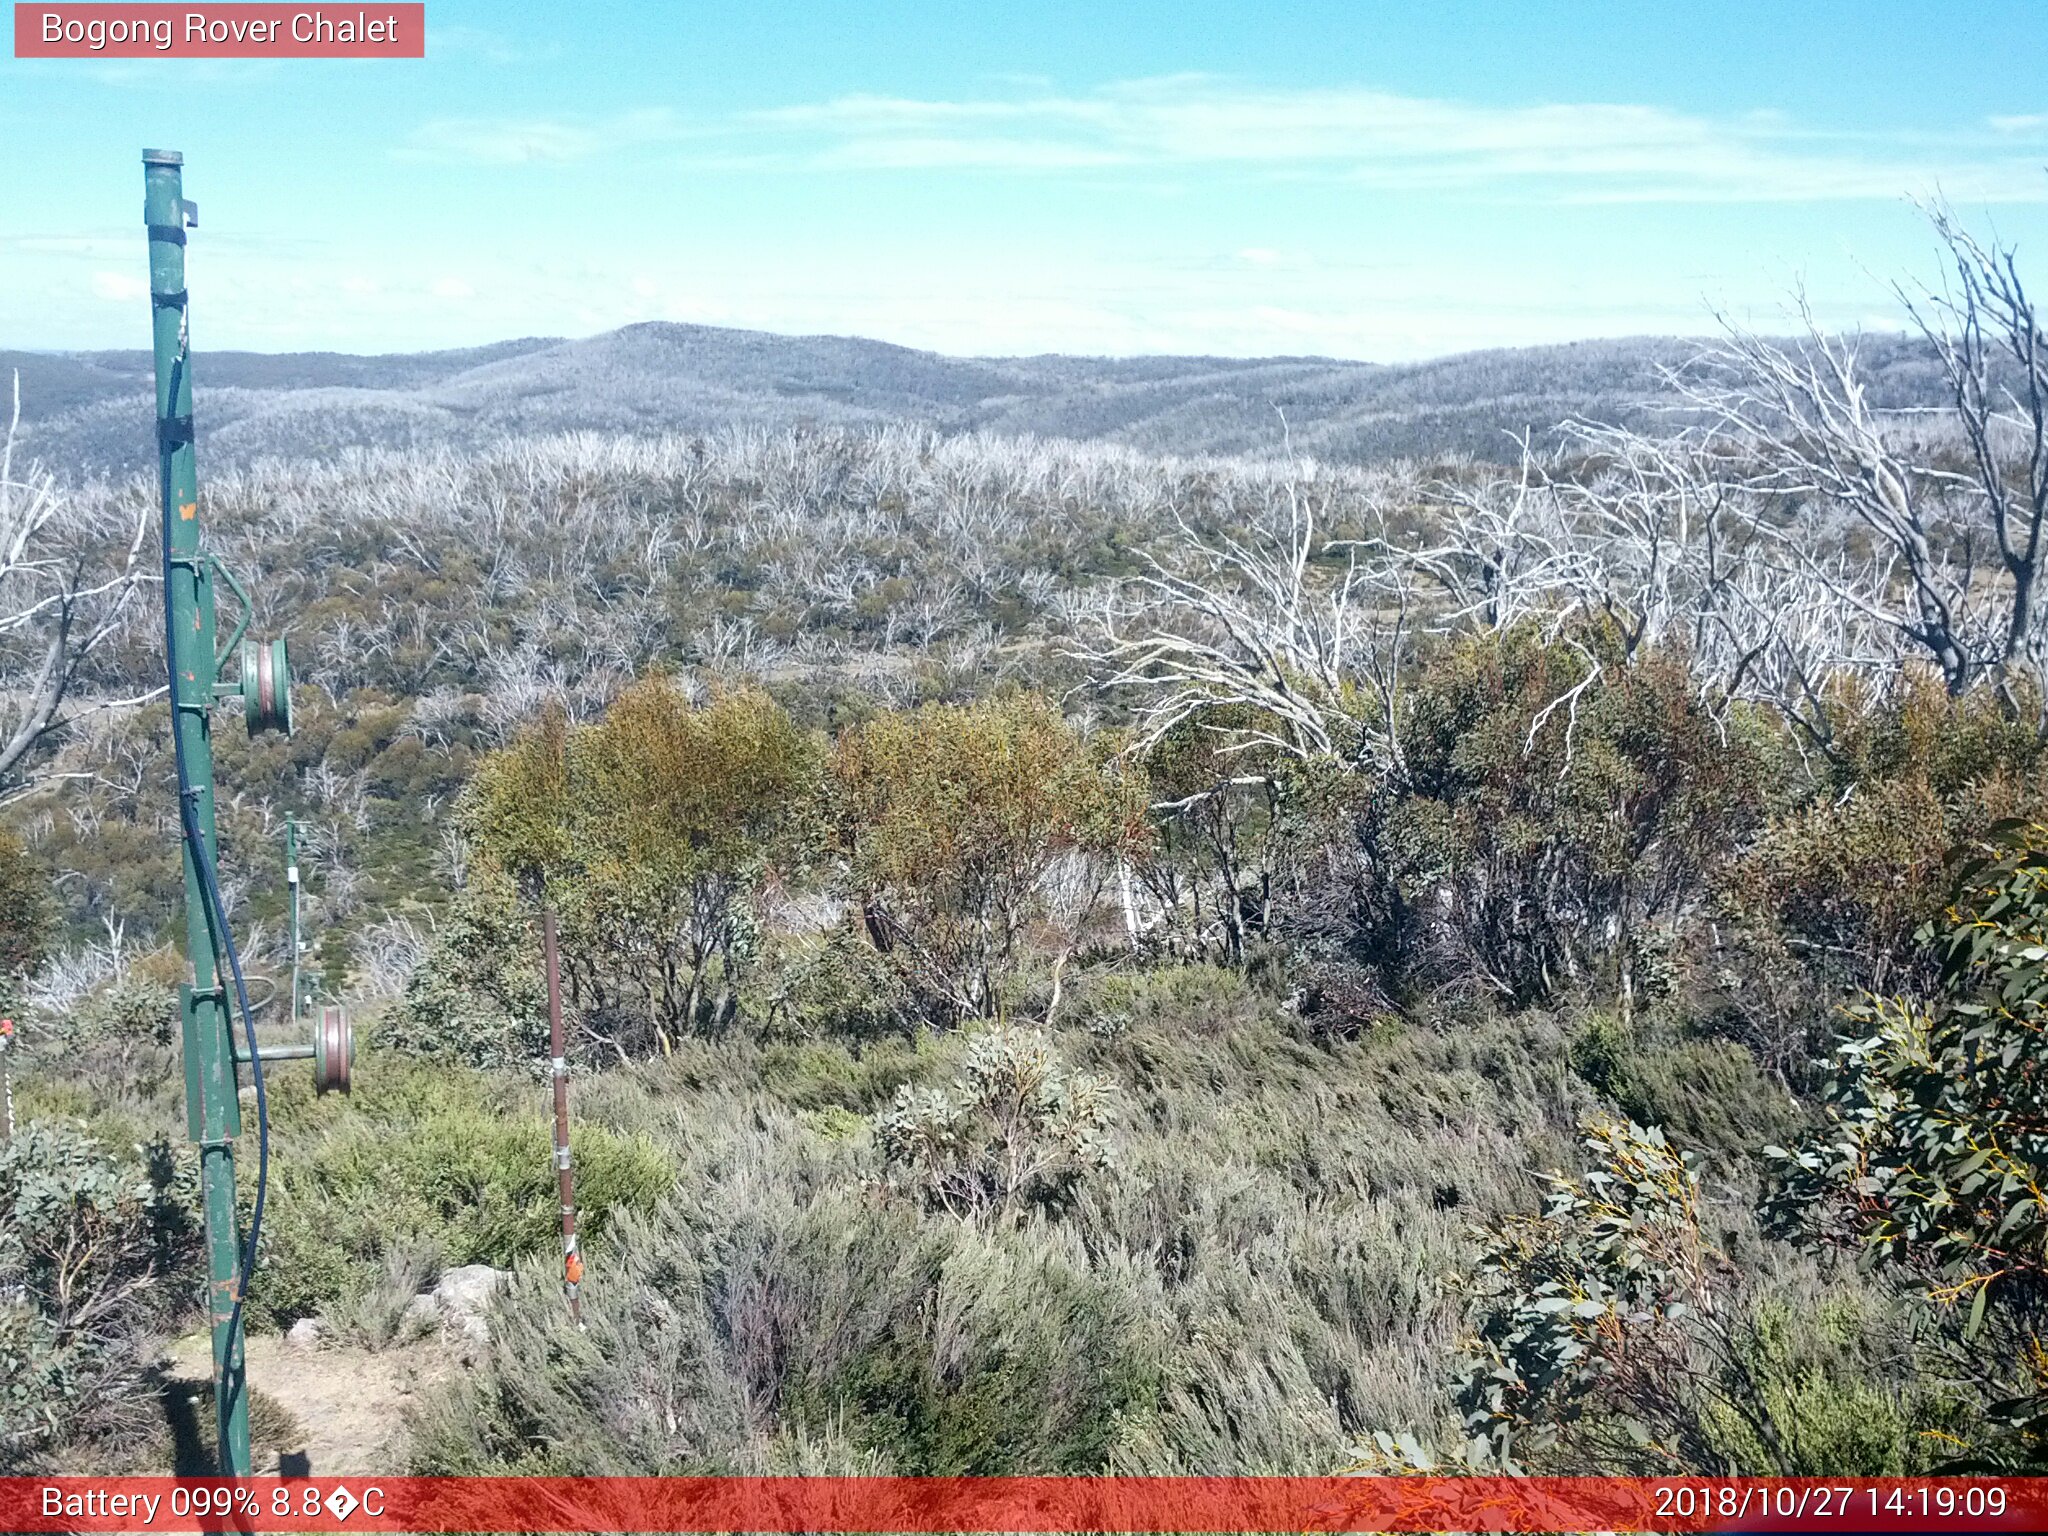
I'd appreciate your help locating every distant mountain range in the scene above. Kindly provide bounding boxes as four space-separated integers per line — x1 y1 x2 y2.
1 320 1952 478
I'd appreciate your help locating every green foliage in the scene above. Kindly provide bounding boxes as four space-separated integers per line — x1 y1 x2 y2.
753 1036 928 1114
1767 819 2048 1464
0 825 52 983
457 703 575 890
384 870 545 1068
409 1191 1162 1476
1070 961 1261 1042
1731 676 2048 995
1378 627 1770 1005
0 1125 199 1471
1454 1116 1945 1475
460 680 820 1053
26 419 2048 1480
5 954 187 1162
1691 1294 1963 1477
1455 1116 1713 1468
874 1025 1116 1223
253 1054 672 1326
1133 709 1345 965
780 1224 1159 1473
756 927 913 1044
1567 1012 1804 1167
833 694 1149 1024
404 995 1587 1476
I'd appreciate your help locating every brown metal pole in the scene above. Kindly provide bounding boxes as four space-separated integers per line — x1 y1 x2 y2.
542 906 582 1323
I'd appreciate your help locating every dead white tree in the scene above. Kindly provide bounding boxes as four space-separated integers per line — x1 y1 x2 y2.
0 374 152 797
1674 205 2047 725
1403 435 1605 634
1082 470 1411 775
1901 203 2048 716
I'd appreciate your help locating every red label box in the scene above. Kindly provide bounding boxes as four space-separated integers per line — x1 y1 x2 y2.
14 4 425 57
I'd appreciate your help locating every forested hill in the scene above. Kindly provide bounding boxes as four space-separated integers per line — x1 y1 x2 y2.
3 321 1950 477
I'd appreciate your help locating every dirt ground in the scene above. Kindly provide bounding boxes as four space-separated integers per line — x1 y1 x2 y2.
160 1329 455 1476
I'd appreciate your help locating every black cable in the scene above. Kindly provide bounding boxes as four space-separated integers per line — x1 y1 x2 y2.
158 339 270 1477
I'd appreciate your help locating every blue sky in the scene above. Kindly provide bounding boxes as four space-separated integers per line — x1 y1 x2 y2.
4 1 2046 359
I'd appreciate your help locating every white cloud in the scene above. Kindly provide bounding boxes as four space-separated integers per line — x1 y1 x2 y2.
90 271 148 302
400 80 2048 204
742 78 2048 204
404 108 687 164
406 118 604 164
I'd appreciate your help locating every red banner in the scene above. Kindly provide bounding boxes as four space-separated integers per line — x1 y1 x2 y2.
1 1476 2043 1533
13 5 424 58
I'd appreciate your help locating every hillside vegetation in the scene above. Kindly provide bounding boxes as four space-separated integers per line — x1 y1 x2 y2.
4 208 2047 1477
4 323 1957 477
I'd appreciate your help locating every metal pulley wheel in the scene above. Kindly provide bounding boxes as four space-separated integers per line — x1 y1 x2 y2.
240 635 293 735
314 1004 353 1094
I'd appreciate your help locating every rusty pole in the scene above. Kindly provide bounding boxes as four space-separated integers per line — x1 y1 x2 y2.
542 906 582 1323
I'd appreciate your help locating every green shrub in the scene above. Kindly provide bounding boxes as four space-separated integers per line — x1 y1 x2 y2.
1071 963 1260 1041
874 1025 1116 1224
409 1191 1161 1476
832 694 1148 1025
1132 710 1339 965
758 927 912 1043
254 1055 672 1325
1567 1013 1803 1167
25 955 186 1131
460 681 821 1052
1730 676 2048 996
0 825 52 985
755 1036 929 1114
383 870 545 1069
1381 628 1773 1007
0 1125 199 1471
1451 1116 1942 1474
1767 819 2048 1465
1693 1293 1963 1476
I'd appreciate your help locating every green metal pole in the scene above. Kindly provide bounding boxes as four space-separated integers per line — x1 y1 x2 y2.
287 816 302 1021
144 148 251 1477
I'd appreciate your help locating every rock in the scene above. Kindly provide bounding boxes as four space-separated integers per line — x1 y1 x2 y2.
404 1264 511 1354
433 1264 509 1318
285 1317 326 1350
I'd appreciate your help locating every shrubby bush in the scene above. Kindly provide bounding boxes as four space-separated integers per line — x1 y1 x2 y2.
1566 1011 1804 1169
1730 677 2048 998
458 680 820 1055
0 825 52 987
754 927 912 1044
252 1053 672 1327
8 955 185 1154
0 1125 198 1471
384 869 546 1068
1451 1116 1947 1475
409 1188 1163 1476
1132 710 1347 966
874 1025 1116 1223
1768 819 2048 1465
1370 627 1771 1007
832 693 1148 1026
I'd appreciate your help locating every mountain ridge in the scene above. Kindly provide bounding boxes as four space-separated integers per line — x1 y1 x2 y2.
2 319 1946 477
